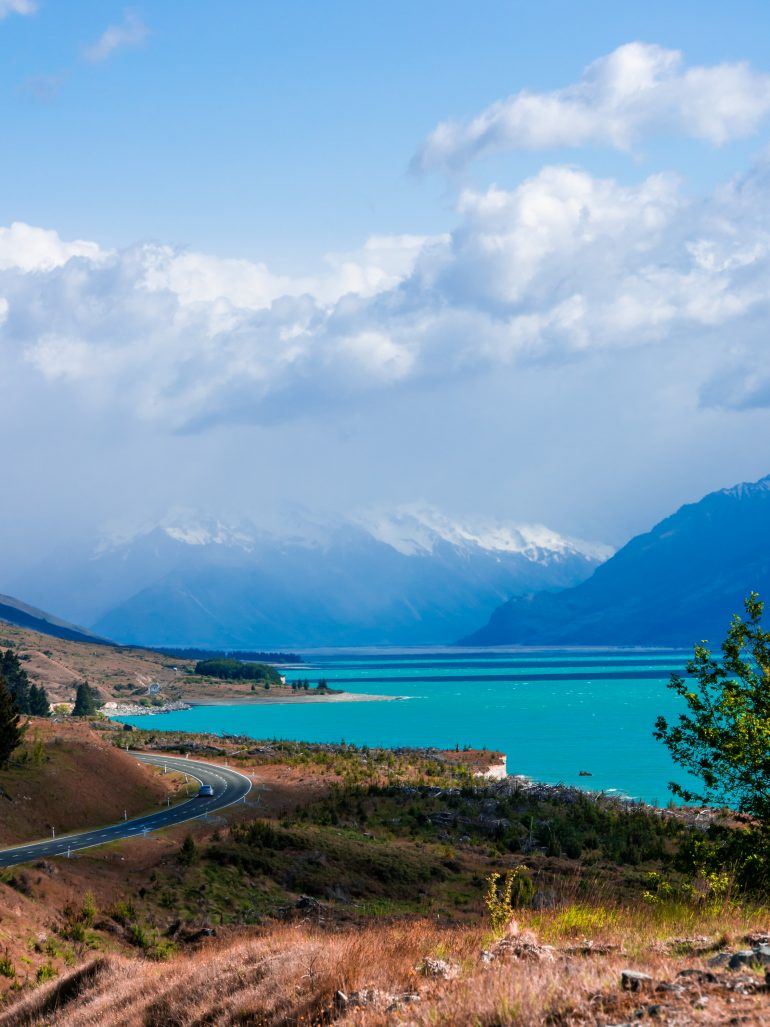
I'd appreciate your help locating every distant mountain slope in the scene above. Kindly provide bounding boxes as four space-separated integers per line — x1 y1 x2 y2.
13 509 610 648
463 475 770 647
0 593 111 646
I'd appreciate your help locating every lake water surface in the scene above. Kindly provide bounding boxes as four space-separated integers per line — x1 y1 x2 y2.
118 648 696 804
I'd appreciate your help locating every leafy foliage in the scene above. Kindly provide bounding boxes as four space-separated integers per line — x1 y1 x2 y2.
72 681 101 717
0 674 23 769
193 659 280 684
485 866 534 933
654 592 770 819
0 649 49 716
158 647 299 663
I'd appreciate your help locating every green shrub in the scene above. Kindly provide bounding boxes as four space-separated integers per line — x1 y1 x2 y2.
36 962 56 983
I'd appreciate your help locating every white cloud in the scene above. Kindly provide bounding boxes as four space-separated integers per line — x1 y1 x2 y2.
414 42 770 170
84 9 148 63
4 150 770 429
0 222 106 272
0 0 36 18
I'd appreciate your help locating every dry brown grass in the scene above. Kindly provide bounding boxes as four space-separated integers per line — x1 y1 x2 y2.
0 622 194 704
4 906 770 1026
0 922 477 1026
0 720 184 844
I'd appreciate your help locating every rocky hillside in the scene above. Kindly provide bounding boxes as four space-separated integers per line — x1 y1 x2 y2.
464 474 770 647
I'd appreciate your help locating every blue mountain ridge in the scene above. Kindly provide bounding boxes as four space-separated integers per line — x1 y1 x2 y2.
462 474 770 647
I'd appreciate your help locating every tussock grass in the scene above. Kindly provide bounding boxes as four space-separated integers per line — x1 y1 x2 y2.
3 898 770 1026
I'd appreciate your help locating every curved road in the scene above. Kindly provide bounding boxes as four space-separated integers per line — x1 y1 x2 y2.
0 753 252 869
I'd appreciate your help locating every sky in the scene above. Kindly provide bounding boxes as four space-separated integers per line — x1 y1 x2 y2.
4 0 770 576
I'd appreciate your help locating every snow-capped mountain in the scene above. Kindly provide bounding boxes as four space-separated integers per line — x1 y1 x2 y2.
464 474 770 647
356 506 611 562
11 508 610 648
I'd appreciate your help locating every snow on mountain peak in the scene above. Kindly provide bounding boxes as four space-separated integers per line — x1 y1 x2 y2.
96 509 257 554
95 504 612 565
354 506 612 563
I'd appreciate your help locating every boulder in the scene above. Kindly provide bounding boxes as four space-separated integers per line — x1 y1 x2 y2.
620 970 653 991
416 957 459 979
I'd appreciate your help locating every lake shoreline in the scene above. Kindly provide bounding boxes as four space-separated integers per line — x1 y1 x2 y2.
187 691 406 707
104 691 403 716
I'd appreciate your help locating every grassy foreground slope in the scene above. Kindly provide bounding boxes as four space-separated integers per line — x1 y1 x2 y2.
7 912 770 1027
2 725 770 1023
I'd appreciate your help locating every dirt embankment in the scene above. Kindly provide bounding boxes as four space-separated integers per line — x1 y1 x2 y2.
0 720 182 845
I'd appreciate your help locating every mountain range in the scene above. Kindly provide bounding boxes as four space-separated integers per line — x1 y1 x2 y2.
9 508 609 648
464 474 770 647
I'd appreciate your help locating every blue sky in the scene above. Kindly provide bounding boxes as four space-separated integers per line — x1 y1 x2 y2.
3 1 770 576
2 0 769 265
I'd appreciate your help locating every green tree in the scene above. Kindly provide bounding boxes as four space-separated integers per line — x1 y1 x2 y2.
179 834 197 865
0 649 30 712
0 675 23 769
72 681 100 717
0 650 50 716
28 684 51 717
654 592 770 821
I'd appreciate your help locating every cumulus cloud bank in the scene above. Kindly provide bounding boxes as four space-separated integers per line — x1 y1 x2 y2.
2 152 770 429
414 42 770 170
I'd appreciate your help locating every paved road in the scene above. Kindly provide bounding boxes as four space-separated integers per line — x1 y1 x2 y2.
0 753 252 869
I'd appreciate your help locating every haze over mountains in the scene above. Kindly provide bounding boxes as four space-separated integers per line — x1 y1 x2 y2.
0 593 108 647
9 509 609 648
465 474 770 647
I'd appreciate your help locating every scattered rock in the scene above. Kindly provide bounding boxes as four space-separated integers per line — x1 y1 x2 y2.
483 931 556 963
336 986 418 1012
728 945 770 969
295 895 322 913
621 970 653 992
708 952 732 967
563 939 620 956
667 934 719 954
416 957 459 979
677 969 717 983
386 992 420 1012
655 982 685 996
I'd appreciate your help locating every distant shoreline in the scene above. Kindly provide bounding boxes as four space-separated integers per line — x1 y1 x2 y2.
187 691 404 707
104 691 403 717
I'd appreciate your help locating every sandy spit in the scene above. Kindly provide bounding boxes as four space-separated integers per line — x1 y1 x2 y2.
188 691 408 707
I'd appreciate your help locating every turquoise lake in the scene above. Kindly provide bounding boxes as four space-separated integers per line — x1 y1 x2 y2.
118 648 696 805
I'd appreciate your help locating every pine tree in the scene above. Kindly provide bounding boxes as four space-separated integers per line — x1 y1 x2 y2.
0 675 23 769
72 682 100 717
28 684 51 717
0 650 31 713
